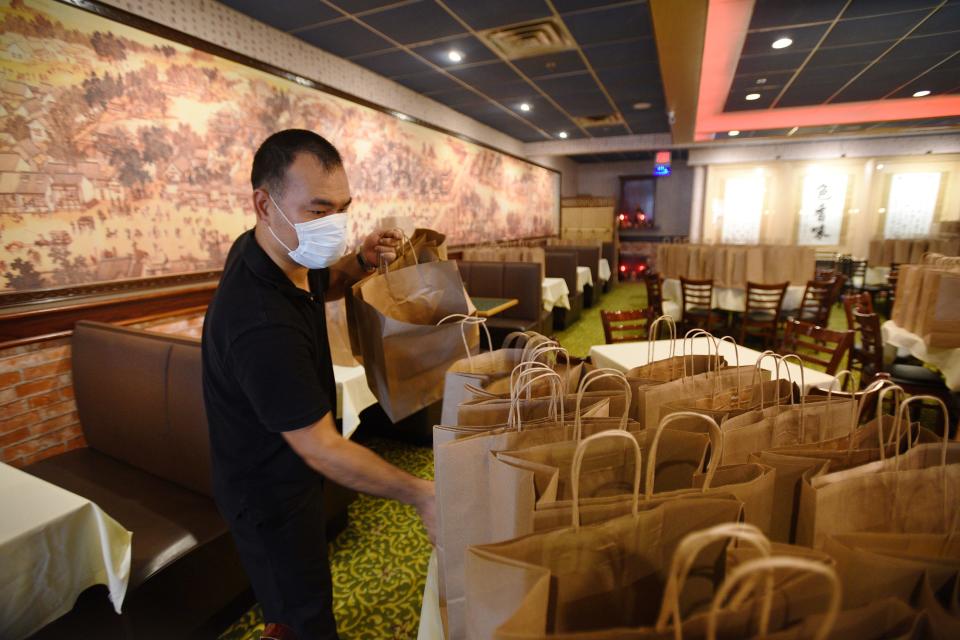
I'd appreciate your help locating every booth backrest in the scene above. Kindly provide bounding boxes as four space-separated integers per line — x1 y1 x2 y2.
548 245 601 282
602 241 617 274
456 261 542 321
545 250 579 294
71 320 213 497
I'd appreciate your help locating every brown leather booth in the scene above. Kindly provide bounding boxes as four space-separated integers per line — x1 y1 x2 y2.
547 245 601 307
25 321 353 637
456 260 551 347
544 251 583 330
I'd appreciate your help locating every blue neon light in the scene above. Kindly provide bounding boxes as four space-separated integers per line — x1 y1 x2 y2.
654 164 672 176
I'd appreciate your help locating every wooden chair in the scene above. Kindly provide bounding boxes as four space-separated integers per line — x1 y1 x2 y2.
853 310 957 434
643 272 664 317
779 318 853 375
863 262 899 317
793 278 835 326
842 292 874 331
847 260 867 293
601 308 657 344
739 281 788 349
680 277 717 332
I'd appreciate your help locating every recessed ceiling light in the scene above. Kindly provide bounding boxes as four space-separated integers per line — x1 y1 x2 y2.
519 102 531 112
756 78 767 85
772 37 793 49
912 89 931 97
447 50 463 63
877 163 885 170
558 131 568 139
632 101 652 110
787 126 799 136
728 130 740 137
745 93 761 101
394 112 411 121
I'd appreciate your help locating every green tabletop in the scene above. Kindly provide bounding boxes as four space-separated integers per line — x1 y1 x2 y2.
471 296 519 317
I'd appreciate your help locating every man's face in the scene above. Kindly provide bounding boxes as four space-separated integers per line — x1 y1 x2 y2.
268 152 352 251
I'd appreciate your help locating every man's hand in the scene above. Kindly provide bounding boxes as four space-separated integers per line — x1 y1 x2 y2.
360 228 404 270
412 479 437 546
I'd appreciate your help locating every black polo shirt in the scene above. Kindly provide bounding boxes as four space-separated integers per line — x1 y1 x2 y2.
202 229 336 518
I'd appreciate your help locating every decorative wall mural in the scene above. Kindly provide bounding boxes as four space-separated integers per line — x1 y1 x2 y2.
720 173 765 245
884 172 941 239
0 0 559 292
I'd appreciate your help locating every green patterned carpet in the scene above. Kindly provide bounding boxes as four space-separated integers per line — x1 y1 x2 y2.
219 437 434 640
220 282 857 639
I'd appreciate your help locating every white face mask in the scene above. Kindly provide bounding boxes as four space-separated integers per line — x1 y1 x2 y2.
267 194 348 269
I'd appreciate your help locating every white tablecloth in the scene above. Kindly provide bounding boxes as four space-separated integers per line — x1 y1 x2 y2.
598 258 611 282
334 364 378 439
865 266 890 286
576 266 593 293
663 278 805 314
882 320 960 391
541 276 570 312
0 463 132 640
588 339 835 394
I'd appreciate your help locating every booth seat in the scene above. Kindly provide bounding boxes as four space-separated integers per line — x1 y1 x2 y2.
546 245 601 307
545 251 583 330
456 261 552 347
25 321 353 637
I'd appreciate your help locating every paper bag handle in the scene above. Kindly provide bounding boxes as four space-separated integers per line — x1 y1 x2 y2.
753 352 792 410
681 330 720 383
874 384 906 459
436 314 491 372
574 368 632 440
837 378 895 453
509 371 562 431
645 411 722 498
647 315 678 377
706 556 841 640
894 395 951 469
655 523 772 636
715 336 740 400
570 430 641 530
508 361 553 400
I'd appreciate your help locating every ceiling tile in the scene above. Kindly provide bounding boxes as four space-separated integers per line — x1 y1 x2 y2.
220 0 341 31
832 56 938 102
735 50 809 75
777 78 850 107
886 32 960 60
740 23 829 55
887 65 960 98
396 70 464 94
913 3 960 36
553 0 636 14
535 71 604 97
456 103 547 141
500 96 575 131
513 51 588 78
296 20 394 57
442 0 552 30
448 61 525 91
724 86 778 111
824 10 931 47
748 0 845 30
411 35 498 67
426 86 487 107
596 67 663 103
623 111 669 133
327 0 407 13
352 49 433 77
587 124 630 137
562 4 653 46
582 38 657 70
842 0 940 19
360 1 467 44
806 41 892 67
551 91 614 117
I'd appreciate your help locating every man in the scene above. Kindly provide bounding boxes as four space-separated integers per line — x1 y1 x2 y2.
202 129 436 639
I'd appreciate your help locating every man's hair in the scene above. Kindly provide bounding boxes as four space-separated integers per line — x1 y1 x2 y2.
250 129 342 194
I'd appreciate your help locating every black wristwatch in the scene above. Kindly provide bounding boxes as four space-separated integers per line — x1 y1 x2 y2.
356 249 376 273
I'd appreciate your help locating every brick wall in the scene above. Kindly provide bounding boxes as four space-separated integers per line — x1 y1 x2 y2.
0 311 206 467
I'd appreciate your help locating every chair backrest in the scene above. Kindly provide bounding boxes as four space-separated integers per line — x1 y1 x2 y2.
680 276 713 311
852 311 885 376
828 273 847 303
745 281 788 315
851 260 867 281
798 278 835 324
842 291 874 330
643 272 664 316
601 308 656 344
779 318 854 375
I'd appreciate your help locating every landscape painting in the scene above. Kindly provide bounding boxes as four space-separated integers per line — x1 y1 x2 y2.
0 0 559 292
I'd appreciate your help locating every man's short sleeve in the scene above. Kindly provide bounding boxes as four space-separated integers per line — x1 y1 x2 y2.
228 324 332 432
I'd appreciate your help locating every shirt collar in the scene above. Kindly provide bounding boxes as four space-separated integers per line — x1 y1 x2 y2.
240 229 322 299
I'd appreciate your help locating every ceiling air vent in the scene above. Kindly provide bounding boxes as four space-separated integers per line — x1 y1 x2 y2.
573 113 624 128
480 18 576 60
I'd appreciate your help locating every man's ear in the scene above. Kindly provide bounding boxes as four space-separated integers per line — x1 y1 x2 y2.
252 188 271 223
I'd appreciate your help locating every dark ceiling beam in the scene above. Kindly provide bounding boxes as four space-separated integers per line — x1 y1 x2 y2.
649 0 709 144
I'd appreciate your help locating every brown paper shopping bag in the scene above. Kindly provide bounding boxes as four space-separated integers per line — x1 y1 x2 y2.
351 259 476 421
796 396 960 548
465 497 744 639
914 268 960 348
